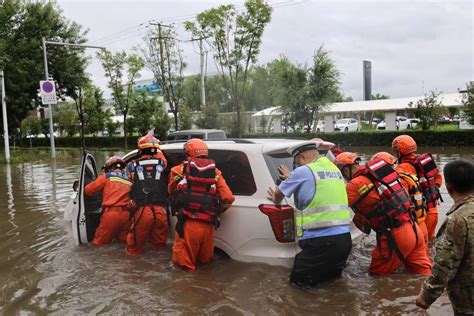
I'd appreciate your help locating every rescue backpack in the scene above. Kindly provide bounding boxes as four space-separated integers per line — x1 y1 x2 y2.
398 172 427 224
359 158 413 232
414 153 442 209
130 158 167 207
172 157 220 226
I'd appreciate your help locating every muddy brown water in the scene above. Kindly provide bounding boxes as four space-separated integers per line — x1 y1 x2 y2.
1 146 473 315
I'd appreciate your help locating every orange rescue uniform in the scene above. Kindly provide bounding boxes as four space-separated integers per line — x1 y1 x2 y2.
346 167 432 276
168 163 235 272
84 171 132 246
397 154 443 238
126 153 169 256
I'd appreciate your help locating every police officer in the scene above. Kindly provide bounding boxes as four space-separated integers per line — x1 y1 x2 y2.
267 141 352 288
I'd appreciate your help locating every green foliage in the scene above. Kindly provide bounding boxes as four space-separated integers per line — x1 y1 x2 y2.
105 119 119 137
98 49 144 149
153 109 171 141
408 90 443 130
196 104 220 129
178 105 193 130
54 102 78 137
306 46 342 123
0 0 88 133
371 93 390 100
245 130 474 147
185 0 272 137
461 82 474 125
20 115 42 137
129 91 166 135
180 75 201 111
141 24 186 130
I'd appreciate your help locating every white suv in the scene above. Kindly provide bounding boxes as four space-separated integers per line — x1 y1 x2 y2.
66 139 361 268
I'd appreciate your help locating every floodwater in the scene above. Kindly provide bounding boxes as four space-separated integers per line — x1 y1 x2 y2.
1 146 473 315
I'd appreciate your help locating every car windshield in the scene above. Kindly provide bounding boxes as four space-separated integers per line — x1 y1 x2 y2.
337 119 349 124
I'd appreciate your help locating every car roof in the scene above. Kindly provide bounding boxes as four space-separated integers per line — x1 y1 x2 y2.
121 138 335 162
168 129 225 135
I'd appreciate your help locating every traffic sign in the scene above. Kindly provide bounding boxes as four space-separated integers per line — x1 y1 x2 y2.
40 80 57 105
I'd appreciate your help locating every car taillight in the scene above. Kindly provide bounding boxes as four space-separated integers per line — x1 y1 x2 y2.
258 204 295 243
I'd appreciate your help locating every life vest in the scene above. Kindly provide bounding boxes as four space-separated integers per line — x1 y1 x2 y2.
130 158 167 207
354 158 413 232
398 172 426 223
173 157 220 225
414 153 442 209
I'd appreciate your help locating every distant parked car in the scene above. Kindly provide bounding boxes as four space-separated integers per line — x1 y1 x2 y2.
452 115 461 123
408 118 420 129
438 115 453 124
377 116 411 130
166 129 226 141
335 118 359 132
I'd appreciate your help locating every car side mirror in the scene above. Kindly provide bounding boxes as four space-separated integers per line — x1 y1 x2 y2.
73 180 79 192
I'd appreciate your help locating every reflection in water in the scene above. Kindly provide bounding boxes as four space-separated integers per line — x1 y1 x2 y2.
0 147 471 314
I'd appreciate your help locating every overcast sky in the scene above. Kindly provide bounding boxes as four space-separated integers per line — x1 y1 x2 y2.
58 0 473 101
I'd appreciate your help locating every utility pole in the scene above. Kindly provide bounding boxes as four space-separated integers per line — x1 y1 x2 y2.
42 37 104 158
42 37 56 158
190 36 209 109
1 70 10 163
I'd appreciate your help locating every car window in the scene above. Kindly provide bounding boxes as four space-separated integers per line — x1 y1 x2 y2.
350 119 357 123
207 132 226 139
190 133 204 139
337 119 349 124
399 117 407 121
264 152 293 184
176 134 190 140
166 134 177 141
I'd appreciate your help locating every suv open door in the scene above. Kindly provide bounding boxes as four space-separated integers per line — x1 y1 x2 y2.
71 152 102 245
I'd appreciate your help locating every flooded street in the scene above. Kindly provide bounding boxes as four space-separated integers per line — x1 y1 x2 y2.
1 146 473 315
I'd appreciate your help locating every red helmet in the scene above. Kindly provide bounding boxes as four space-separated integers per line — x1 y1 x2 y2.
104 155 125 171
392 135 417 156
333 152 361 171
184 139 208 158
137 134 160 150
371 152 397 165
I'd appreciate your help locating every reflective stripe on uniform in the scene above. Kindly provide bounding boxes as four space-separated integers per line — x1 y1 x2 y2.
296 156 351 237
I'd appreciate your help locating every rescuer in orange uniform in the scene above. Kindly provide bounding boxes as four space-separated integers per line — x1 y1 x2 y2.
126 135 169 256
372 151 429 244
168 139 235 272
84 156 131 246
392 135 443 239
335 152 431 275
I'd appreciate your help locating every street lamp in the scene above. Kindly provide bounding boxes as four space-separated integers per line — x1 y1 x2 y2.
42 37 105 158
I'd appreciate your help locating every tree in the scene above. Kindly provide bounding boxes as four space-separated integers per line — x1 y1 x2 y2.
268 56 307 132
408 90 443 130
153 109 171 141
0 0 88 133
98 50 143 149
185 0 272 138
461 82 474 125
83 86 109 136
306 46 342 132
105 119 119 137
141 24 186 131
179 105 193 130
54 102 78 137
129 91 165 135
196 104 220 129
371 93 389 100
20 115 42 146
180 75 201 111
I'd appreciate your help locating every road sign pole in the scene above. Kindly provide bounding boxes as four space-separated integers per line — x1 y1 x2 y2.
1 70 10 163
42 36 55 158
